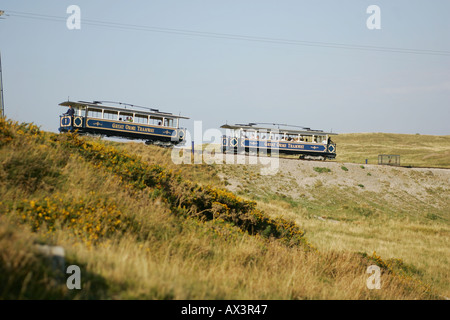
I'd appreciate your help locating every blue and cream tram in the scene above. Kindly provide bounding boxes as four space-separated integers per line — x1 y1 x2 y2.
221 123 337 160
59 101 189 146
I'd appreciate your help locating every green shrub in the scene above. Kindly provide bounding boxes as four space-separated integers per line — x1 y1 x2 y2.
58 133 313 250
3 148 66 193
313 167 331 173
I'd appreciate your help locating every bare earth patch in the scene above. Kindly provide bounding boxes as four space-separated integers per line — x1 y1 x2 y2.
218 154 450 205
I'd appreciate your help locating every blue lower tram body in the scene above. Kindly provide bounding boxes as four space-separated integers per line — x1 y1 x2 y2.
59 115 185 145
222 136 336 159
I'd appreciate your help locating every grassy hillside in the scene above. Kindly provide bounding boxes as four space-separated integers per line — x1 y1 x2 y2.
218 160 450 296
334 133 450 168
0 118 445 299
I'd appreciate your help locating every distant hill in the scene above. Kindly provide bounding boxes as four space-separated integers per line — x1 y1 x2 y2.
334 133 450 168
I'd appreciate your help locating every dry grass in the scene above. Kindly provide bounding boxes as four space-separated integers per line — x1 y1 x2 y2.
260 201 450 297
0 119 444 299
216 157 449 298
334 132 450 168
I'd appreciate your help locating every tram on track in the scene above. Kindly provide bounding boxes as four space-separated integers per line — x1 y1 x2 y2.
221 123 337 160
59 100 189 146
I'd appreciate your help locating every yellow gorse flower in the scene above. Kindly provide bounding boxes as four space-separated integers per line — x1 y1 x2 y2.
58 132 313 250
16 194 134 246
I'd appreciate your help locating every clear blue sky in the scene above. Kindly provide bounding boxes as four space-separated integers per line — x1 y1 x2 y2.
1 0 449 137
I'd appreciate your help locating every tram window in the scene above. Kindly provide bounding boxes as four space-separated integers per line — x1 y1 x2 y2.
150 116 163 126
104 111 117 120
121 113 133 122
165 119 174 127
135 114 148 124
87 108 102 119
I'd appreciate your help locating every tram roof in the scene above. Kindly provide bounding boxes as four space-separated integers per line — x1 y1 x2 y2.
59 101 190 119
220 123 337 136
